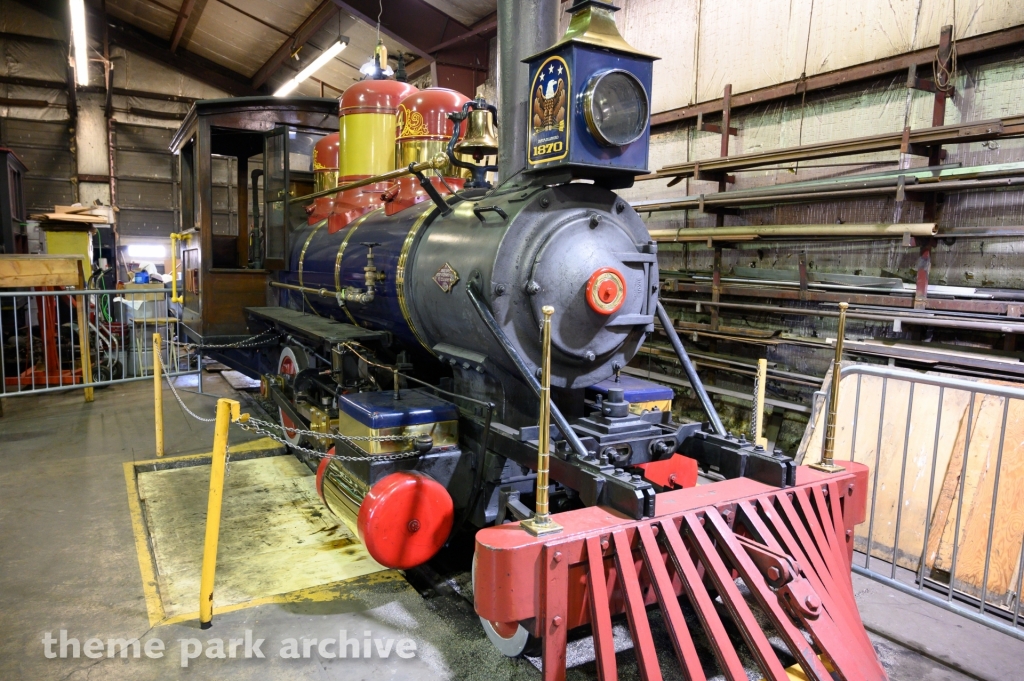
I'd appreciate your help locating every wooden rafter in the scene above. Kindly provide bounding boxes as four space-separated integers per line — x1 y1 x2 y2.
169 0 197 52
251 0 339 89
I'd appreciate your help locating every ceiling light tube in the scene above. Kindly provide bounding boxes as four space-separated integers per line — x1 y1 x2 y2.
274 39 347 97
69 0 89 86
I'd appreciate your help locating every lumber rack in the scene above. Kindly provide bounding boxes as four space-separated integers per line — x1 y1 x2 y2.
637 26 1024 315
643 113 1024 182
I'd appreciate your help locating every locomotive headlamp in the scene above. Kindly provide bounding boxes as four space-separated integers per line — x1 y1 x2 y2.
523 1 658 188
583 69 649 147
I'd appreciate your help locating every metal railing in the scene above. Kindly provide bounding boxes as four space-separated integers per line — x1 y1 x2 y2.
831 364 1024 640
0 287 199 398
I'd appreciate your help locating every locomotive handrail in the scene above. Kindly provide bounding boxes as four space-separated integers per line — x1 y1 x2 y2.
289 153 451 204
465 279 591 460
655 301 727 436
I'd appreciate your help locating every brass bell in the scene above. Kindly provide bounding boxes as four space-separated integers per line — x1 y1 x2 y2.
455 108 499 159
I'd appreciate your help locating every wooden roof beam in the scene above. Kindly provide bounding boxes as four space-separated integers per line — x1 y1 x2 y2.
169 0 197 52
251 0 339 89
91 7 260 96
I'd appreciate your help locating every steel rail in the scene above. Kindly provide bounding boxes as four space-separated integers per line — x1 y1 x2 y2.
650 115 1024 179
648 222 936 242
661 297 1024 334
633 173 1024 213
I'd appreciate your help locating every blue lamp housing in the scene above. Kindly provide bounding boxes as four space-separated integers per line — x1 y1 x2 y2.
523 1 658 189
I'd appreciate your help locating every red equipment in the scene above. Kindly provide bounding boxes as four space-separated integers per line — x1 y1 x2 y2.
357 471 454 570
473 462 886 680
4 289 83 389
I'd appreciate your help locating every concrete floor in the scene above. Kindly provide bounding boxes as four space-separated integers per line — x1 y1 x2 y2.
0 376 1017 680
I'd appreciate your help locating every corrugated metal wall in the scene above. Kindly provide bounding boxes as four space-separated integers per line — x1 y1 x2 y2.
0 119 75 215
114 124 178 238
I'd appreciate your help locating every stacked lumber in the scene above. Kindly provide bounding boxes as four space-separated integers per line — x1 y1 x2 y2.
926 389 1024 605
30 204 112 224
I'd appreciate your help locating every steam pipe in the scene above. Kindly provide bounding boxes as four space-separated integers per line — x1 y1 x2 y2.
655 302 727 436
497 0 560 183
290 154 450 204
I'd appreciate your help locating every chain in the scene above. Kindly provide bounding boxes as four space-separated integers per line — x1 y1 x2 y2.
159 352 218 422
157 337 422 461
243 415 415 442
168 329 281 351
237 417 424 462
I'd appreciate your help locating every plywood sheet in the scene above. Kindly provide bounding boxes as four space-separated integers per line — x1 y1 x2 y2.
695 0 813 103
917 0 1024 49
619 0 700 114
137 455 385 618
0 255 83 287
804 0 921 77
926 388 1024 603
803 370 973 570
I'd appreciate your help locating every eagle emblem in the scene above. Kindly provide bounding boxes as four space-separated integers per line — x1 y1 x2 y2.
533 77 566 132
528 56 570 165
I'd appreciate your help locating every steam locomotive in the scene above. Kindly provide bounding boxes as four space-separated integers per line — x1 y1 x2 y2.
163 6 889 675
172 0 793 587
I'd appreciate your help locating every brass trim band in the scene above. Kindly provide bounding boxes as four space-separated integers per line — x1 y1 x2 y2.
298 220 326 317
396 206 438 355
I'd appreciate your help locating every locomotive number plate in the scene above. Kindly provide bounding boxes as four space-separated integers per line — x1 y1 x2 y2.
433 263 459 293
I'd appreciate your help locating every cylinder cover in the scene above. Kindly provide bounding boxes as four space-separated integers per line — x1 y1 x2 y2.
357 471 454 569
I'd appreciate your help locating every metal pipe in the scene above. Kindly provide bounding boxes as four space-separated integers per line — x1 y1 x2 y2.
661 297 1024 334
289 154 449 204
199 397 241 629
169 232 191 304
632 164 1024 213
520 305 562 536
655 302 726 435
648 222 936 242
497 0 560 183
465 281 590 459
154 333 164 457
269 281 333 298
811 302 848 473
75 293 94 402
653 114 1024 178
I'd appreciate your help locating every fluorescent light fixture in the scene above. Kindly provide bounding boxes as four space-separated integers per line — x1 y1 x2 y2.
69 0 89 86
127 244 166 259
274 39 348 97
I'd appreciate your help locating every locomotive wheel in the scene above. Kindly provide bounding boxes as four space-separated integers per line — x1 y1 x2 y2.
277 345 309 446
472 554 540 657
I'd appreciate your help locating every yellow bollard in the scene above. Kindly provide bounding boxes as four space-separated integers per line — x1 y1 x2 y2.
154 333 164 457
752 358 768 449
76 294 94 403
810 302 848 473
199 398 240 629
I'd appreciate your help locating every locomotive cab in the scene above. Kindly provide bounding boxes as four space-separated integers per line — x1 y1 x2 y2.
169 97 338 341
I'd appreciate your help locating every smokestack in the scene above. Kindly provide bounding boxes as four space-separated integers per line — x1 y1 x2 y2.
497 0 560 184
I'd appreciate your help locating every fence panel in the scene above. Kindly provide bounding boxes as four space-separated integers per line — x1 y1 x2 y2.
825 364 1024 640
0 287 198 397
